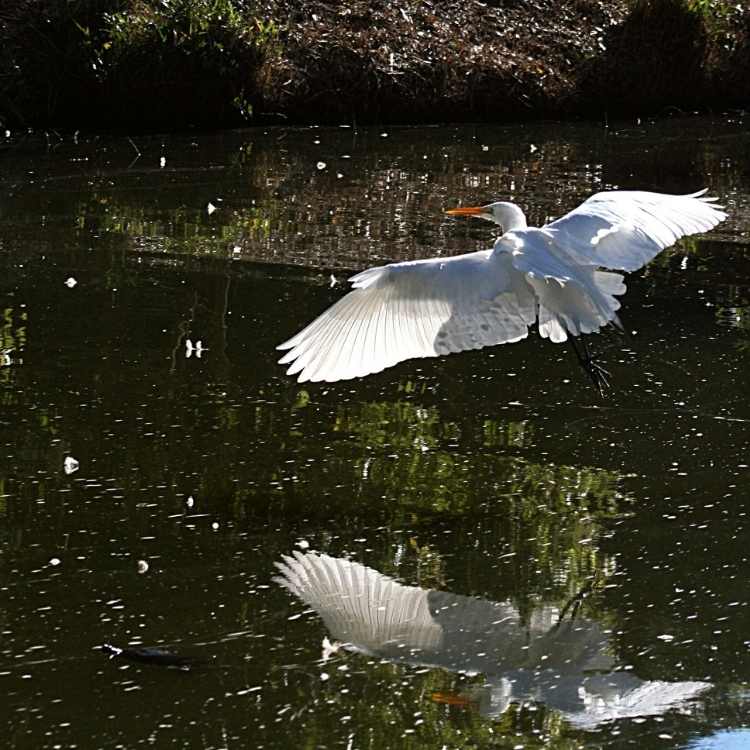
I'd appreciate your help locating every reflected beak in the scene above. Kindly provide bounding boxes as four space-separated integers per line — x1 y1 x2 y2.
444 206 484 217
430 692 473 708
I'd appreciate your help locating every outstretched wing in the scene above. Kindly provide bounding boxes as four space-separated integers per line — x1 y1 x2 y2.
277 250 536 383
543 189 726 272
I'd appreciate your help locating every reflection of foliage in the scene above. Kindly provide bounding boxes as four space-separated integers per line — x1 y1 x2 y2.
300 397 623 610
1 307 27 353
75 193 272 259
718 298 748 342
408 538 447 590
0 306 26 388
5 123 741 278
718 304 750 356
261 652 587 749
36 125 737 288
330 397 614 511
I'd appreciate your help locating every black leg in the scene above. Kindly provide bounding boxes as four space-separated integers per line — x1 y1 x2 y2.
554 580 595 628
568 337 611 396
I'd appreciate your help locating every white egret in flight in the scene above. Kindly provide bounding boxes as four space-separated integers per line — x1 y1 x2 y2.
277 190 726 392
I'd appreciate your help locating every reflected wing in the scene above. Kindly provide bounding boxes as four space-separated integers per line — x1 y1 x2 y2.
274 552 530 670
544 189 726 272
274 552 565 673
275 552 712 727
277 250 536 382
273 551 442 653
567 677 710 728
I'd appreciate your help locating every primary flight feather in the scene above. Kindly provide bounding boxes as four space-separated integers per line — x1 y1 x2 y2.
277 190 726 385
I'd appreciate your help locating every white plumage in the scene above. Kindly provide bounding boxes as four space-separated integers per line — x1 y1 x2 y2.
277 190 726 383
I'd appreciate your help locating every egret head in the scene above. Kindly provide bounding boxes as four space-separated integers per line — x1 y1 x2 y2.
445 201 527 232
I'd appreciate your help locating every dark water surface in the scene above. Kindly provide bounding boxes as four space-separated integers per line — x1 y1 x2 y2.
2 118 750 749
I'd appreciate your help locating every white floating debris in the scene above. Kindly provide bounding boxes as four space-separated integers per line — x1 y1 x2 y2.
65 277 77 289
186 496 195 508
207 202 217 215
185 339 207 359
316 161 326 170
232 245 241 254
159 156 166 168
680 256 688 270
296 539 310 550
329 274 338 287
657 634 675 642
529 143 538 153
481 145 489 152
49 557 61 567
322 636 340 661
137 560 149 574
320 672 329 681
63 456 79 475
212 522 219 531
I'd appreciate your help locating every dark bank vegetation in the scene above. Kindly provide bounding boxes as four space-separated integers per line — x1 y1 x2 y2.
0 0 747 130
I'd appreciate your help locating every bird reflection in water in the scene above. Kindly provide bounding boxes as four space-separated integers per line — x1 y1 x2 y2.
274 551 709 728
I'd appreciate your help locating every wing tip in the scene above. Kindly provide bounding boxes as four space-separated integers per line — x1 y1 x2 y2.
348 266 388 289
689 188 727 216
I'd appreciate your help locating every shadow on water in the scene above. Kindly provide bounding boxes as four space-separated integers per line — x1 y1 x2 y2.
1 116 750 748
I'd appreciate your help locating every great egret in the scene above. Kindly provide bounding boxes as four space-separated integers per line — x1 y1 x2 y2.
277 190 726 391
274 551 709 725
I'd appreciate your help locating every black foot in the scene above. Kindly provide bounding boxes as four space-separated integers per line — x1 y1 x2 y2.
569 337 611 397
586 358 611 397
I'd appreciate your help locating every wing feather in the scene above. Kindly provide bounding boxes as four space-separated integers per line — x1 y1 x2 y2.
277 251 533 382
544 189 726 272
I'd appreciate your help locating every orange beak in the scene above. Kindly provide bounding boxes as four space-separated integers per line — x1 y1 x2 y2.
444 206 484 217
